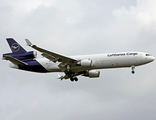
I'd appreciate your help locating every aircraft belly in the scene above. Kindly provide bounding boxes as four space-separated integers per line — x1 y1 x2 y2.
46 63 61 72
19 59 48 73
110 57 139 67
36 59 61 72
92 57 140 69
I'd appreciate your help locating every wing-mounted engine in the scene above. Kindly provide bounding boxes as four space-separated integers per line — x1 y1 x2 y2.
3 51 37 60
83 70 100 78
77 59 93 67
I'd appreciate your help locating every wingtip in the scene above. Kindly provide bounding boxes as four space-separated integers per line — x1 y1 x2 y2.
25 39 32 46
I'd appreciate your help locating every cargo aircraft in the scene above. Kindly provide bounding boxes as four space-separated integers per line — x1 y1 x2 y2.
3 38 155 81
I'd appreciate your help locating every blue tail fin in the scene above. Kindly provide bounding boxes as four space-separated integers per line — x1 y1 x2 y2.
6 38 27 53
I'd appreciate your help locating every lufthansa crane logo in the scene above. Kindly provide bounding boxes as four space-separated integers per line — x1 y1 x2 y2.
11 43 20 52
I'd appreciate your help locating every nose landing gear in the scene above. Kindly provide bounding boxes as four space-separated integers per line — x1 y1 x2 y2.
131 66 135 74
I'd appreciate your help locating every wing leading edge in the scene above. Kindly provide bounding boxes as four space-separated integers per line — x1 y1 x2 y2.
25 39 77 64
25 39 80 75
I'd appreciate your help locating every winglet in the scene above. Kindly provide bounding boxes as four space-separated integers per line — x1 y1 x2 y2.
25 39 33 46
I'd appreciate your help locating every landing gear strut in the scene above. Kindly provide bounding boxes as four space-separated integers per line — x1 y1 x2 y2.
131 66 135 74
65 70 73 78
65 70 78 82
65 65 78 82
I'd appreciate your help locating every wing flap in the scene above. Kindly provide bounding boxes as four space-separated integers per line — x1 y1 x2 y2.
4 55 28 66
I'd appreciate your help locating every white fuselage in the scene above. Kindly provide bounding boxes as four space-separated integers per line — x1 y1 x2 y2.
5 38 155 80
35 52 154 73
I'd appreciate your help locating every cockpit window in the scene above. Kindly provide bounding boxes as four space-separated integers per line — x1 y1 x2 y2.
146 54 151 56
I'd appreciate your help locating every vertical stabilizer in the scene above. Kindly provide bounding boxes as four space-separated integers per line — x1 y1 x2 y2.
6 38 27 53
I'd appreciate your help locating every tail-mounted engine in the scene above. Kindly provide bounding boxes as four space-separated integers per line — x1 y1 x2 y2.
83 70 100 78
3 51 37 60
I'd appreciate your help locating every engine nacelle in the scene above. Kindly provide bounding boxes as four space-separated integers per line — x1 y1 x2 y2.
77 59 93 67
3 51 37 60
84 70 100 78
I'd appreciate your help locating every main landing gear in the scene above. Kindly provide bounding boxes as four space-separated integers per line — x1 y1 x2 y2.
65 70 78 82
131 66 135 74
70 77 78 82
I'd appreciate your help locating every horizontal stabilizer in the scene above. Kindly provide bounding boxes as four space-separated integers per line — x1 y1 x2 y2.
4 55 28 66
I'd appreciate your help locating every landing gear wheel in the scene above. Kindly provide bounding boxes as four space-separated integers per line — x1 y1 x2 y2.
74 77 78 81
70 77 78 82
70 77 74 82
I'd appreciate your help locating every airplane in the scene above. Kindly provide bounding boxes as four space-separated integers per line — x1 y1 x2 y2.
3 38 155 82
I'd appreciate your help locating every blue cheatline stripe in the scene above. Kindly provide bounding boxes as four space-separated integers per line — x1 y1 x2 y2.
19 59 48 73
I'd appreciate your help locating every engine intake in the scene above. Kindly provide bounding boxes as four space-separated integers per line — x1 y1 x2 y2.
84 70 100 78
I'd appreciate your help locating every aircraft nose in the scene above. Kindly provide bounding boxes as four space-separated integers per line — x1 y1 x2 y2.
149 56 155 62
151 56 155 61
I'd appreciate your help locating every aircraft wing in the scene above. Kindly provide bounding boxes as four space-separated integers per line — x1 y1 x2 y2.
4 55 28 66
25 39 77 65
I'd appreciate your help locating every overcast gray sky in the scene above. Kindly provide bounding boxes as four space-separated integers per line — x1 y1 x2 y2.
0 0 156 120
